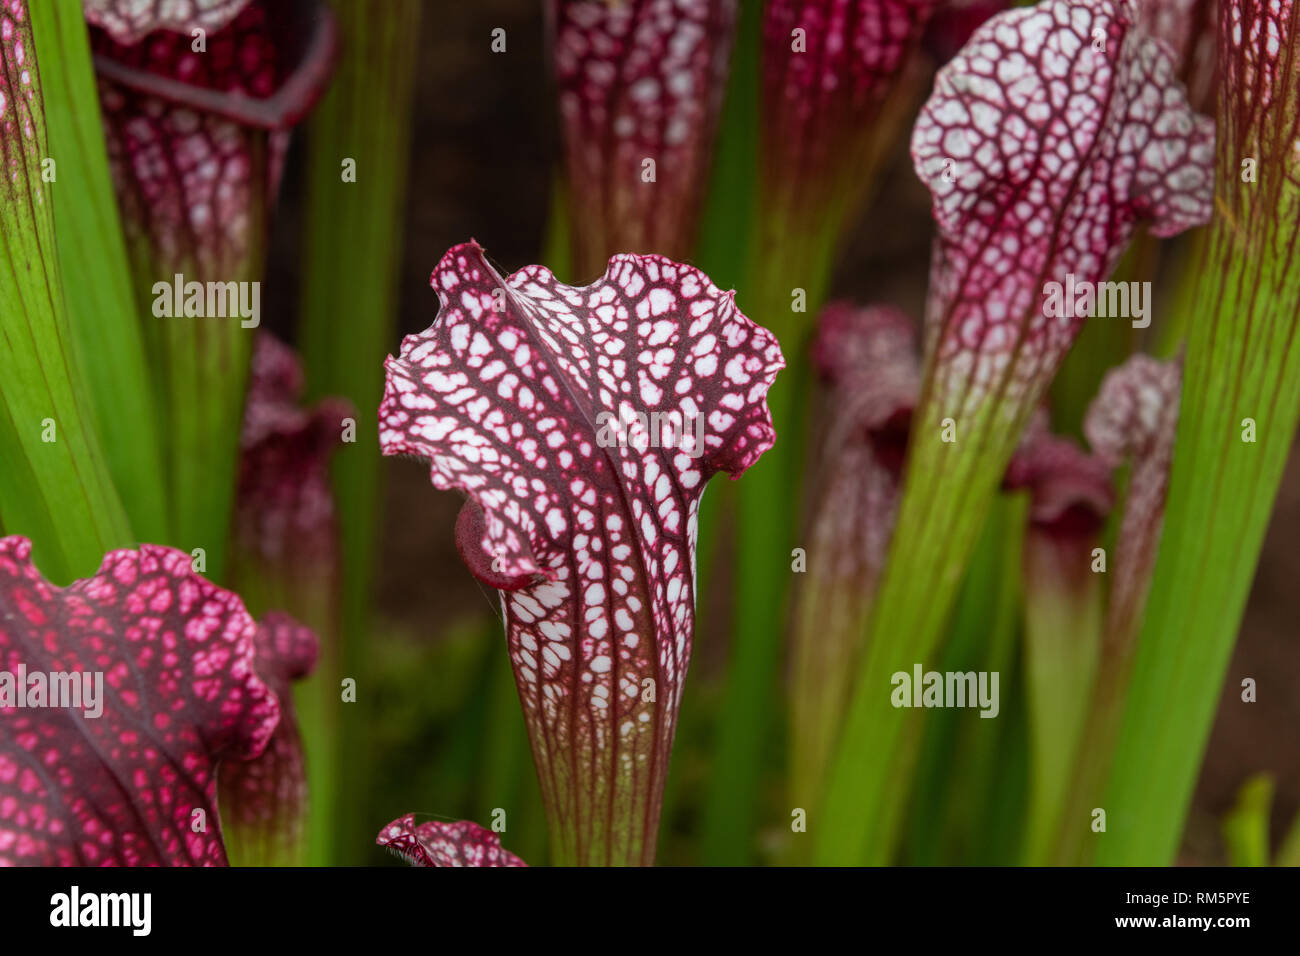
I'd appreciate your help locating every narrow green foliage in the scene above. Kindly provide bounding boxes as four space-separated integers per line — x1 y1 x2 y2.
1020 533 1102 865
905 494 1025 864
297 0 422 864
1277 803 1300 867
1099 236 1300 862
1221 774 1273 867
1099 13 1300 857
815 397 1013 864
28 0 167 544
691 0 781 866
0 4 131 583
699 263 819 865
154 302 255 581
692 0 761 295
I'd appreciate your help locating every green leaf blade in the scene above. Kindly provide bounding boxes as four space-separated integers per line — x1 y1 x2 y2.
0 0 131 583
29 0 167 545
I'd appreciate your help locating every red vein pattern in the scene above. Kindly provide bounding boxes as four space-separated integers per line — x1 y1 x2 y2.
217 611 317 863
550 0 737 280
84 0 253 44
0 537 279 865
910 0 1213 422
1220 0 1300 207
90 0 335 278
762 0 937 216
380 242 783 865
1 0 41 210
377 814 526 868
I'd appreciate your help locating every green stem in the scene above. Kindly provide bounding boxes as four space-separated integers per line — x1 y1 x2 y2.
970 663 1031 864
815 397 1014 864
227 557 339 865
1098 10 1300 851
787 502 870 826
297 0 422 864
28 0 167 544
0 3 132 583
692 0 925 863
1276 802 1300 867
1019 530 1102 865
1153 228 1209 359
663 0 762 865
1220 774 1273 867
155 296 257 580
1097 228 1300 863
697 235 829 864
904 494 1025 864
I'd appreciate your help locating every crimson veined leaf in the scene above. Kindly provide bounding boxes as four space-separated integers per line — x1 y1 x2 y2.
809 302 921 472
380 241 783 866
1048 0 1214 414
911 0 1212 420
1004 427 1115 535
763 0 938 192
377 814 526 868
0 536 279 865
218 609 318 866
83 0 254 44
817 0 1214 865
548 0 738 281
746 0 941 335
1139 0 1216 110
